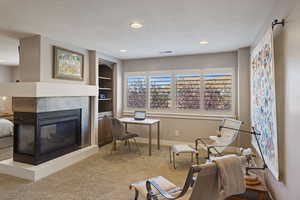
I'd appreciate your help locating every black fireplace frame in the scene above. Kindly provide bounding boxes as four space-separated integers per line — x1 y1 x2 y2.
13 109 82 165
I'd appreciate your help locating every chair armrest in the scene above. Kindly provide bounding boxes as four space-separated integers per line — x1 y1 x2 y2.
195 137 209 150
146 180 180 200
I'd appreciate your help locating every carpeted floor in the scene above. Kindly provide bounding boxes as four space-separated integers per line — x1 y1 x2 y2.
0 143 200 200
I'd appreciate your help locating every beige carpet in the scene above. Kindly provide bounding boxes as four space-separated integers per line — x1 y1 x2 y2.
0 143 200 200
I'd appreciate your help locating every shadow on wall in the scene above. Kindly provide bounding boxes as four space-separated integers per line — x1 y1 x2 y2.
273 24 287 183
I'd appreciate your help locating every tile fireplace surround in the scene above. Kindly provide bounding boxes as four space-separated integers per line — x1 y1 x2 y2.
12 96 91 147
12 97 91 165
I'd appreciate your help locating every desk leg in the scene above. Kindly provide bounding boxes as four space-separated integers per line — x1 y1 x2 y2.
149 125 152 156
157 122 160 150
258 192 265 200
113 139 117 151
124 123 128 146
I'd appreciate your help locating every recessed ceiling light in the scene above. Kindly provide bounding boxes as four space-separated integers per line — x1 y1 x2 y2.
120 49 128 53
160 50 173 54
200 41 209 45
130 22 143 29
0 59 6 63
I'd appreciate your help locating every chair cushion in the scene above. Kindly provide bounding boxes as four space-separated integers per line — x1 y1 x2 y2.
130 176 179 198
171 144 197 154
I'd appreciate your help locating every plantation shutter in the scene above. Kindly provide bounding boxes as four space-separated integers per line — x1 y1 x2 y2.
127 76 146 108
176 74 201 110
149 75 172 109
204 73 232 111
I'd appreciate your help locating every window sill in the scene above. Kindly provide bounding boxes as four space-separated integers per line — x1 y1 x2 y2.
122 111 236 121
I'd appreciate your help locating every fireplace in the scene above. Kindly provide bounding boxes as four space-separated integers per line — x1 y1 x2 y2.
13 109 82 165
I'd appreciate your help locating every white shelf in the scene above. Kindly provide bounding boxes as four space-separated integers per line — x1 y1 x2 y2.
98 76 111 80
98 98 112 101
99 88 112 90
98 111 113 118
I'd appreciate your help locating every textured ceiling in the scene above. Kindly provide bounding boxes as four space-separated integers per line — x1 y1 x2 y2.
0 0 276 65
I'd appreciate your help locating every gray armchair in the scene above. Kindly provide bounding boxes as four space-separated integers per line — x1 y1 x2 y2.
111 118 140 153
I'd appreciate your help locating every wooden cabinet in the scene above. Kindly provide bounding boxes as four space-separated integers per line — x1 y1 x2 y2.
98 116 113 147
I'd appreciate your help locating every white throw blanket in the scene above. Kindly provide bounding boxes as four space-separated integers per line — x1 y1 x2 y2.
0 119 13 137
213 155 246 198
189 155 246 200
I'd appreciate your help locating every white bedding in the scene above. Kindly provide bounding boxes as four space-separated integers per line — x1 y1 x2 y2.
0 119 13 137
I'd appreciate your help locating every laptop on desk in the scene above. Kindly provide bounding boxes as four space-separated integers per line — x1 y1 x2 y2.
134 111 146 120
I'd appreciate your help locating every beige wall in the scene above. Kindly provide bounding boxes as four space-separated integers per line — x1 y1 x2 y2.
0 65 13 82
254 0 300 199
0 65 15 113
122 52 250 144
19 35 41 82
123 52 237 72
19 35 90 84
237 48 251 146
123 117 223 143
40 36 90 84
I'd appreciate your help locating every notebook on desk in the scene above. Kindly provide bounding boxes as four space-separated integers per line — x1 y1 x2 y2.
134 111 146 120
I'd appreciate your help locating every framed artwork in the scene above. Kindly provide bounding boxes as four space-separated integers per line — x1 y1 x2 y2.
53 46 84 81
250 29 279 180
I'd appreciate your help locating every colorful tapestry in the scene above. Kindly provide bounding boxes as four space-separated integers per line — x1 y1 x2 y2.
250 29 279 180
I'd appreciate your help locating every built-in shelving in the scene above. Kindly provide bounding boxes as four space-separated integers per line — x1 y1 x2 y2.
98 59 115 147
98 61 114 115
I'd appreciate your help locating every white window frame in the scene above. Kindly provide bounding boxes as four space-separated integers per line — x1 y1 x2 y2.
124 72 148 110
123 68 236 119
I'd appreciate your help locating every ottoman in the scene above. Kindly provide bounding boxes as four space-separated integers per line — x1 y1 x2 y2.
169 144 199 169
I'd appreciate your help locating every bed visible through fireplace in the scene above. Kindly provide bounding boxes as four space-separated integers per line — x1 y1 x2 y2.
13 109 82 165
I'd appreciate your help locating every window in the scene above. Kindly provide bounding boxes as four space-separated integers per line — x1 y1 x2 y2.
127 76 146 108
150 75 172 109
125 69 234 116
204 73 232 111
176 74 201 110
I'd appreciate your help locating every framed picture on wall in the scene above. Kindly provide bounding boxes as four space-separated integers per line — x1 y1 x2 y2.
53 46 84 81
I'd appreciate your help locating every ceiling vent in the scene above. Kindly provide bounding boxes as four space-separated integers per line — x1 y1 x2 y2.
160 50 173 54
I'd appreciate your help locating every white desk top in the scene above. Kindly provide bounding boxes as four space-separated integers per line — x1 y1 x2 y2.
118 117 160 125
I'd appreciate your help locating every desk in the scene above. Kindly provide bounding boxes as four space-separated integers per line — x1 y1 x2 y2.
118 118 160 156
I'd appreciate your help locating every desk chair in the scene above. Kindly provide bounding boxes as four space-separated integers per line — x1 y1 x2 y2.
111 118 141 153
195 118 243 160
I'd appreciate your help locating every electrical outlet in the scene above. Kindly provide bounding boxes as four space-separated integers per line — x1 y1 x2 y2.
175 130 180 136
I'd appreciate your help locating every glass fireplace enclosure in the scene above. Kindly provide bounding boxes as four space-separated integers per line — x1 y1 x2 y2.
13 109 82 165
